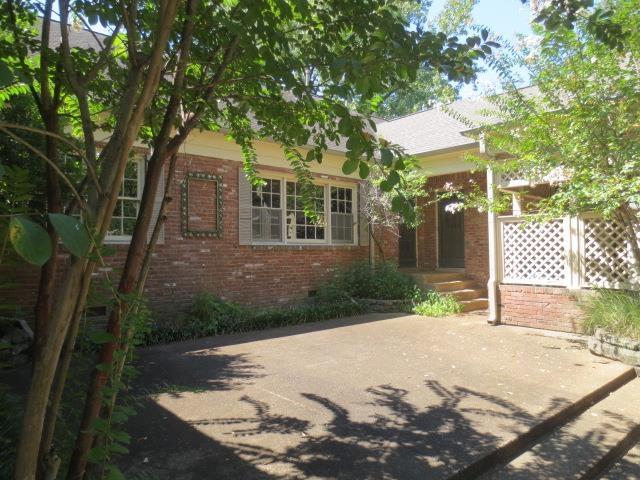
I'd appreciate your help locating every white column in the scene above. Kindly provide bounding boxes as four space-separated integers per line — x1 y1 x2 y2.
486 167 500 325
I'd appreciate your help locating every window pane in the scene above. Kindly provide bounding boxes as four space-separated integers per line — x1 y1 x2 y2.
252 207 282 242
122 200 138 217
272 194 281 209
123 179 138 198
125 161 138 179
123 218 136 235
109 218 121 236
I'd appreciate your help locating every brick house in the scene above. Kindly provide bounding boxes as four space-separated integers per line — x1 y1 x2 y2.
6 91 636 333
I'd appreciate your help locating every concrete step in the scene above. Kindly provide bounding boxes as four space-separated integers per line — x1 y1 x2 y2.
481 378 640 480
460 298 488 312
448 288 487 302
410 271 466 284
423 279 478 292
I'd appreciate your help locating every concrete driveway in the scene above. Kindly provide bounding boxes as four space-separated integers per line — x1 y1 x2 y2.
121 313 630 479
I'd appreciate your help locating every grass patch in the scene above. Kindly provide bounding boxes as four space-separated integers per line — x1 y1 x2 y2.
581 289 640 341
141 294 368 346
412 290 462 317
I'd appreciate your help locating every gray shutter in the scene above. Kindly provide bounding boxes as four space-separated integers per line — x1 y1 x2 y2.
147 167 165 244
358 183 369 246
238 167 252 245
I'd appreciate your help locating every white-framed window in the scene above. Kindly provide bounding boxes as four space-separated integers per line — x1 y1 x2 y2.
247 175 357 246
330 186 354 244
286 182 325 242
107 158 144 242
251 178 282 242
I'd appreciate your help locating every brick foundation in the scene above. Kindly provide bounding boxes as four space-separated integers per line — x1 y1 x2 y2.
498 284 591 333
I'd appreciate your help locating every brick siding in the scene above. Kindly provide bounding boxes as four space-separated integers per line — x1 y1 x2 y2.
2 153 370 323
498 284 590 333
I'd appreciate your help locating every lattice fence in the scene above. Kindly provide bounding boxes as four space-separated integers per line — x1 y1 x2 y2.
499 215 639 289
498 167 566 187
582 216 639 288
500 219 566 285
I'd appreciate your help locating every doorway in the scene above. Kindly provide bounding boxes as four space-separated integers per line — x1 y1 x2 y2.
438 197 465 268
398 223 417 268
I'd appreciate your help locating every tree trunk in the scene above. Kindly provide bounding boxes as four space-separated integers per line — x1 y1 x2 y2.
67 149 167 480
37 266 93 480
33 118 62 364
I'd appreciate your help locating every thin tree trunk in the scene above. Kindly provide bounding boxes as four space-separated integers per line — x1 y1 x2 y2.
14 5 179 477
37 266 93 480
33 122 62 364
68 3 196 473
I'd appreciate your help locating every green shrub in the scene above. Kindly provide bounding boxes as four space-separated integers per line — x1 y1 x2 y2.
141 294 368 346
581 289 640 341
412 290 462 317
317 261 416 301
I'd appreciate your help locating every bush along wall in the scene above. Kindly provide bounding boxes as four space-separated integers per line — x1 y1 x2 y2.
582 289 640 366
141 294 368 346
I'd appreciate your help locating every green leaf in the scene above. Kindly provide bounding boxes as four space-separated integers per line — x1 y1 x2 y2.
338 116 353 136
0 163 4 180
387 170 401 188
380 148 393 166
9 216 52 266
48 213 91 258
391 195 405 213
342 158 359 175
358 162 370 179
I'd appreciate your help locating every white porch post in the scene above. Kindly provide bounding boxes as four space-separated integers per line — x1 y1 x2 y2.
486 166 500 325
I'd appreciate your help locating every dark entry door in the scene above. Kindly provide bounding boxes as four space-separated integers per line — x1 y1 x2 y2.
438 198 464 268
398 223 417 268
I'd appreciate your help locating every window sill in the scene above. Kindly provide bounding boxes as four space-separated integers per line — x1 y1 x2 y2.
249 242 361 250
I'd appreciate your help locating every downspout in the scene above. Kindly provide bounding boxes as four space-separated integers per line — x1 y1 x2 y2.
482 137 500 325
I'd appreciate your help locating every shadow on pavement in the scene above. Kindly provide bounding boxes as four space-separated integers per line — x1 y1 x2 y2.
123 373 609 480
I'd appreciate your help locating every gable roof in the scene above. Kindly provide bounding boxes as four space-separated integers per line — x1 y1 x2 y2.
377 86 539 156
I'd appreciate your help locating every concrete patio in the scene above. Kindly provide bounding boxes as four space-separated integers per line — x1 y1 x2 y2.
121 313 636 479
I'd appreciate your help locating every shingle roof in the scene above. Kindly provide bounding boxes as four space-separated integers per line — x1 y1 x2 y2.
39 18 107 51
377 86 539 155
376 98 492 155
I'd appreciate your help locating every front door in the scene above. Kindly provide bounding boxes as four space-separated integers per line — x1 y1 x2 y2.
438 198 464 268
398 223 417 268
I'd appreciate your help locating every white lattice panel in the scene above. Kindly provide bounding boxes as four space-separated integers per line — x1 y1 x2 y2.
499 166 566 187
501 219 566 285
582 217 639 288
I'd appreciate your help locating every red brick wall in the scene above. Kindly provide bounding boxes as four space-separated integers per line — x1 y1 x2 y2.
1 153 370 323
498 284 590 333
371 224 399 264
416 171 489 284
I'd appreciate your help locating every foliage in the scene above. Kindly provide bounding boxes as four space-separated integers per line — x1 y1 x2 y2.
0 0 497 477
141 294 367 346
464 0 640 262
317 261 416 301
0 385 22 478
378 0 479 118
581 289 640 341
360 161 429 230
412 290 462 317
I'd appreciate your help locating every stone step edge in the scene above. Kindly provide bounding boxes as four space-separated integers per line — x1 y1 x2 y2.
581 422 640 480
447 367 639 480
